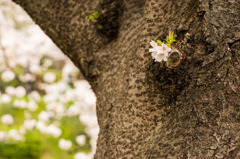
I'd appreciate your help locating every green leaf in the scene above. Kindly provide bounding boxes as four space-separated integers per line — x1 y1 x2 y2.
89 11 100 21
166 43 171 47
165 31 176 47
156 40 164 45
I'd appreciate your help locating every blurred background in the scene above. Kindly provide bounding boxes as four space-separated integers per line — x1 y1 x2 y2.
0 0 99 159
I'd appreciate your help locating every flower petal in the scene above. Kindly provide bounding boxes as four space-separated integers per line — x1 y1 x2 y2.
167 47 172 52
161 44 172 53
151 52 157 58
149 48 156 53
163 56 168 61
155 54 164 62
150 40 157 48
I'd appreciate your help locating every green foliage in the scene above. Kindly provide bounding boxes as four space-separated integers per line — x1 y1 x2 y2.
89 11 100 21
156 40 164 45
156 31 176 47
165 31 176 47
0 140 41 159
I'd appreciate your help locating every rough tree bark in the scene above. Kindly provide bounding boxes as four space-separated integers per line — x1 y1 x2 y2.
13 0 240 158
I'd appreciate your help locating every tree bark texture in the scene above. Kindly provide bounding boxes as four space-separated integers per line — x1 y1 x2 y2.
13 0 240 158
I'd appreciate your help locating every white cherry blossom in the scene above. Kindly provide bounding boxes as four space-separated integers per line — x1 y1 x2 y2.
74 152 91 159
15 86 26 98
161 43 172 54
1 114 14 125
5 86 15 96
27 101 38 111
23 119 36 130
8 129 25 141
43 72 56 83
1 94 11 103
149 40 172 62
1 70 15 82
28 91 41 102
0 131 6 141
76 135 86 146
13 100 27 108
59 138 72 150
67 105 81 117
38 111 50 122
46 124 62 138
36 121 48 134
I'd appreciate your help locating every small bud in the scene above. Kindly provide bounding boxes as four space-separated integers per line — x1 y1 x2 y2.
166 48 182 68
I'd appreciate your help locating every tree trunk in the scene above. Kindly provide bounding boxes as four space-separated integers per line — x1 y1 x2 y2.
13 0 240 158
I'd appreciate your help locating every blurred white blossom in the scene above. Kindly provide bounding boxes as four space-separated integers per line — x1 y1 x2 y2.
74 152 91 159
15 86 26 97
29 64 41 73
43 72 56 83
43 84 59 94
90 139 97 156
74 80 96 106
16 56 28 67
1 70 15 82
5 86 15 96
43 94 58 103
28 91 41 102
62 62 78 83
46 102 65 119
85 127 99 141
0 131 6 141
0 94 11 103
19 73 36 82
23 119 36 130
38 111 50 122
13 100 27 108
59 138 72 150
27 100 38 111
8 129 25 141
19 126 26 135
42 59 53 68
46 124 62 138
76 135 86 146
79 114 98 128
67 104 81 117
1 114 14 125
36 121 48 134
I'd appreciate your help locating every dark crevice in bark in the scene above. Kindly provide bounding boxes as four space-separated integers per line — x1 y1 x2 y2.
208 0 213 11
147 61 190 109
95 0 123 41
225 145 240 159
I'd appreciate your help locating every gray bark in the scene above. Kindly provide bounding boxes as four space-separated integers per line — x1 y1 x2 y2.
13 0 240 158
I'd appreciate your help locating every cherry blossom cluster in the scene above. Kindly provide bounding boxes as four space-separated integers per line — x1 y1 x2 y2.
149 31 176 62
149 40 172 62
